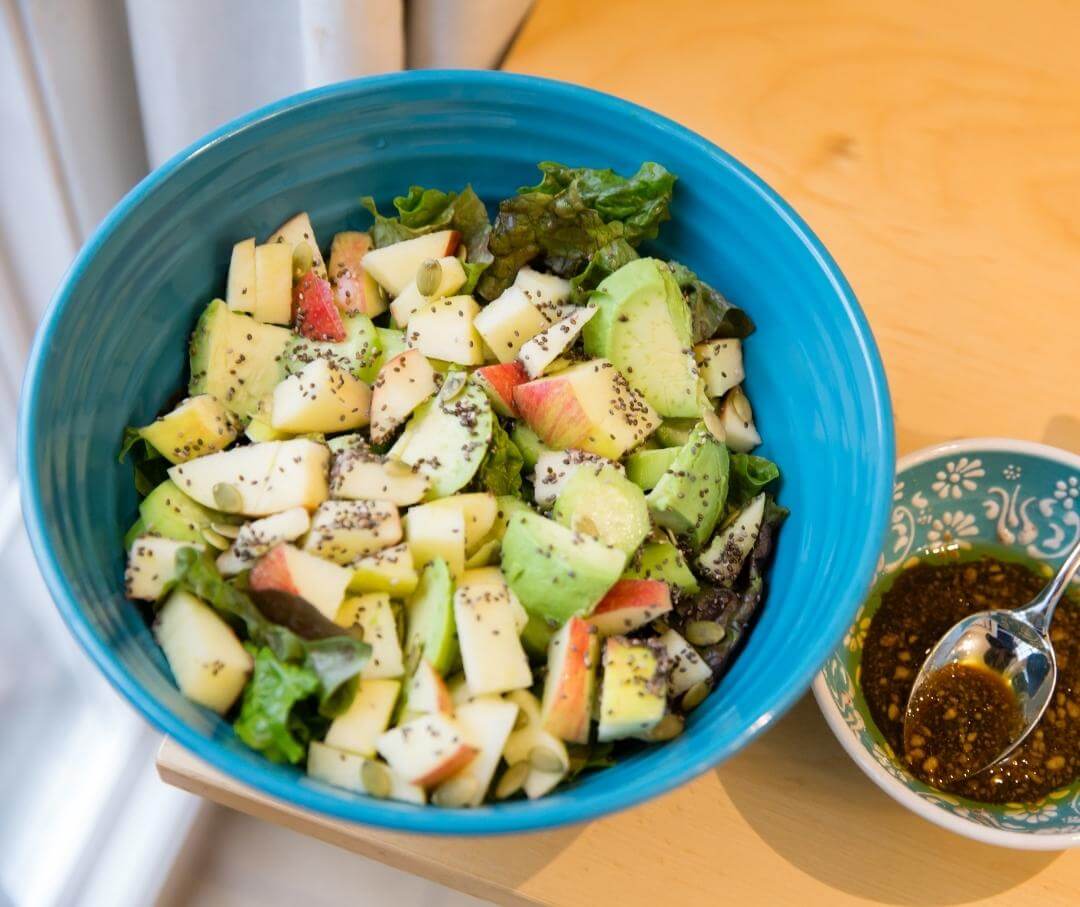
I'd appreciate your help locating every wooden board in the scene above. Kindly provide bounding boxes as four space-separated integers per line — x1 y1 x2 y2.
159 0 1080 903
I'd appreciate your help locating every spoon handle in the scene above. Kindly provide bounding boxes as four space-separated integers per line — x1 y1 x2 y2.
1018 538 1080 635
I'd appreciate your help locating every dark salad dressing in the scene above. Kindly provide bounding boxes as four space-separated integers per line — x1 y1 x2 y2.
862 550 1080 803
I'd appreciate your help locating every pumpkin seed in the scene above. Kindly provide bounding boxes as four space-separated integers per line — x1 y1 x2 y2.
415 258 442 296
210 521 241 539
529 745 566 774
494 762 530 800
404 646 422 675
292 241 314 278
730 386 753 423
432 775 477 808
701 406 727 443
212 482 242 513
647 713 685 742
513 708 530 731
681 680 710 712
685 620 726 647
361 760 391 799
201 528 230 550
439 370 467 400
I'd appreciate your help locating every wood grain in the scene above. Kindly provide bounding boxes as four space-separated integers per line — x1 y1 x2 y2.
159 1 1080 903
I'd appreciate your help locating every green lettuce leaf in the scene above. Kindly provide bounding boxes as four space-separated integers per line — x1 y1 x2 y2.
234 645 320 764
728 453 780 510
477 421 524 497
568 238 640 304
525 161 676 245
478 161 676 300
119 426 169 497
173 549 369 714
668 261 754 343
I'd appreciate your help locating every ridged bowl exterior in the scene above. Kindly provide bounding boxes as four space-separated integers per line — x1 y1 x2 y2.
19 71 893 834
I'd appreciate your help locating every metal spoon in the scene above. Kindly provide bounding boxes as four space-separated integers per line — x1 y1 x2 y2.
904 539 1080 779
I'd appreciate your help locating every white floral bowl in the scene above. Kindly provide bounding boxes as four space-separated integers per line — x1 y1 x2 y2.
814 438 1080 849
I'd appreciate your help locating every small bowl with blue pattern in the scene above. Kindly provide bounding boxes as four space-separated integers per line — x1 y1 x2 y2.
814 438 1080 849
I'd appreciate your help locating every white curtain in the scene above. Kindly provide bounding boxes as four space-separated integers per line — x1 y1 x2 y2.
0 3 530 905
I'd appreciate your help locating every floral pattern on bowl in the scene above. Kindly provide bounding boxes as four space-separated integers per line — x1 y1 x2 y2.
814 438 1080 849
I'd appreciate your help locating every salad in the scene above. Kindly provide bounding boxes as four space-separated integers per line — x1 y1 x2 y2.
121 162 785 807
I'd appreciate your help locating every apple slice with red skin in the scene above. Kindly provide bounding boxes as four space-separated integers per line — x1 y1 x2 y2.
405 658 454 716
369 349 438 445
293 270 345 341
328 231 386 317
249 543 351 621
472 361 528 417
588 579 672 637
541 617 599 744
375 712 477 787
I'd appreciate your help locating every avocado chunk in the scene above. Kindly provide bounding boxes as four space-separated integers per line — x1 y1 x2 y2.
138 395 239 464
698 493 766 586
139 479 232 545
489 496 532 542
285 313 382 383
189 299 292 420
404 558 457 674
500 510 624 626
625 446 680 491
597 636 669 741
392 381 494 500
511 423 550 470
624 540 700 594
551 467 649 556
654 418 697 447
647 423 730 548
520 612 556 659
583 258 703 418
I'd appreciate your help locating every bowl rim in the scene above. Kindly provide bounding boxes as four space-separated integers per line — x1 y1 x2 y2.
19 69 894 834
813 436 1080 850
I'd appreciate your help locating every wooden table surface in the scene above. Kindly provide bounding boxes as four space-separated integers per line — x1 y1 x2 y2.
158 1 1080 903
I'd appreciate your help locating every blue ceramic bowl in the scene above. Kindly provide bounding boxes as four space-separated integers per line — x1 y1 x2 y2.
19 71 893 834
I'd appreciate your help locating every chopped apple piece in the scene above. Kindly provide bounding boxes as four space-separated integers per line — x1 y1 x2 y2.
253 242 293 324
434 698 519 807
303 499 402 564
403 501 465 578
268 211 327 278
472 361 528 417
425 493 496 554
389 256 467 327
328 231 386 316
249 543 351 620
513 267 572 321
362 230 461 297
307 742 425 804
517 306 597 379
330 435 429 505
473 286 550 363
403 658 453 717
369 349 438 445
325 678 400 756
540 617 599 744
216 507 311 575
460 566 528 633
126 536 202 601
226 237 256 313
406 296 484 366
347 543 418 596
504 689 569 799
513 360 660 460
656 627 713 696
376 712 477 787
168 439 329 517
453 578 532 696
695 338 744 398
153 589 252 713
335 593 404 679
588 579 672 637
270 358 370 434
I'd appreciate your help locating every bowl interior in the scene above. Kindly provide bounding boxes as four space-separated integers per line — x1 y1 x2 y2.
818 441 1080 842
20 72 892 833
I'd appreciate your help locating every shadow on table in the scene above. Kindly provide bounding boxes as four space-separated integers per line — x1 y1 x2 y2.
717 696 1060 906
